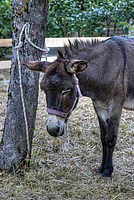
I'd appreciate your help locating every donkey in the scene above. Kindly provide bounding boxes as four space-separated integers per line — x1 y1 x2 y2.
24 36 134 178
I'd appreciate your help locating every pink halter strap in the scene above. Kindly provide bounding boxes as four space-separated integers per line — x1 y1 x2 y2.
73 74 83 97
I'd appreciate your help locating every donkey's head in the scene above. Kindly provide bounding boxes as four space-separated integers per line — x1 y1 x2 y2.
24 51 87 137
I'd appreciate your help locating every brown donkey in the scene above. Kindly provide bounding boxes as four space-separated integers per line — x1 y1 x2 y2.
24 36 134 178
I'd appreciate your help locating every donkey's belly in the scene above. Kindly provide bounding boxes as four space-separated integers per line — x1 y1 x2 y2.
124 97 134 110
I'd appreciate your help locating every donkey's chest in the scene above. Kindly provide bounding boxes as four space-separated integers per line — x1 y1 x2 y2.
93 100 113 124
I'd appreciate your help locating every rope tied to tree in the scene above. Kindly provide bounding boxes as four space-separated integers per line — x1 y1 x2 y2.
15 22 49 160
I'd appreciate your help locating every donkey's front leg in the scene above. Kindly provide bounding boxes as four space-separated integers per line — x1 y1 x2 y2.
103 116 120 177
93 100 122 178
96 117 107 174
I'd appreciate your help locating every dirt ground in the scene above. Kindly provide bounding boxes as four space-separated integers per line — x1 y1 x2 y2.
0 71 133 200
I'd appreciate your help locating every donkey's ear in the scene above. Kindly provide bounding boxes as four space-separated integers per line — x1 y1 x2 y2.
66 60 87 74
23 61 51 72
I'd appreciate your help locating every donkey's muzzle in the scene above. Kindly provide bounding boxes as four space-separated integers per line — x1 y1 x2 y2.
46 114 65 137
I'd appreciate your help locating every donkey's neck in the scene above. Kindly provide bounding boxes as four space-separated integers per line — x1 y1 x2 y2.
76 42 114 100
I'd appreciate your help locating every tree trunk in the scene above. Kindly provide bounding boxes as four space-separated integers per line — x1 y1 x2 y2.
0 0 48 172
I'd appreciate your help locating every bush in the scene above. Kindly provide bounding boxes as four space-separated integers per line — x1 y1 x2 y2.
0 0 12 38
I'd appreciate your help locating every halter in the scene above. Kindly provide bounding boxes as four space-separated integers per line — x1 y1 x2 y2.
47 74 82 120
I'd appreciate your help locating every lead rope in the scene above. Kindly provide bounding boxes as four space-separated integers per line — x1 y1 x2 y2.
15 22 49 160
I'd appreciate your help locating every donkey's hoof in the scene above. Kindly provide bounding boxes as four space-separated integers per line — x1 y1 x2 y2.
96 166 104 174
102 170 112 180
101 167 113 178
102 176 112 182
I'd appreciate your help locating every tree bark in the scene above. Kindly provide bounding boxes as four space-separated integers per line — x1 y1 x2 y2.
0 0 48 172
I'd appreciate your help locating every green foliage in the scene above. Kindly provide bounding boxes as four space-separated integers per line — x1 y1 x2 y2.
0 0 12 60
0 0 12 38
47 0 134 37
46 0 95 37
0 47 12 61
0 0 134 38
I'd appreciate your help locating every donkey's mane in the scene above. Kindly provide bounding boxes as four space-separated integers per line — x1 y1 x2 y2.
58 39 103 59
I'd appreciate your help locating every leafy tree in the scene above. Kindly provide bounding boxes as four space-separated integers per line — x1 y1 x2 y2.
0 0 12 38
92 0 134 36
0 0 12 60
0 0 134 38
47 0 134 37
46 0 95 37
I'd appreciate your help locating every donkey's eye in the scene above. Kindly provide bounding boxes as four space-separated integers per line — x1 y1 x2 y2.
62 89 71 96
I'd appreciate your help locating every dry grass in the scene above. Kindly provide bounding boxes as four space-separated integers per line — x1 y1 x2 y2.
0 72 133 200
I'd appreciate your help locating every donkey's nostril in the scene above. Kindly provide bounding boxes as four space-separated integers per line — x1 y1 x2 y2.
46 125 60 137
